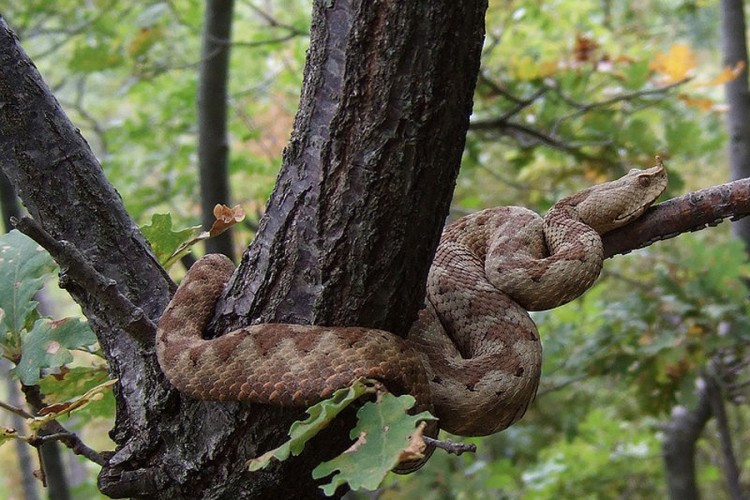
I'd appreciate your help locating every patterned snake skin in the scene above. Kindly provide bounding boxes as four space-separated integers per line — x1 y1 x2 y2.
156 164 667 458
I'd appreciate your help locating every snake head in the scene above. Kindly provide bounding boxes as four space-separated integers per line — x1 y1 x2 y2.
569 161 668 234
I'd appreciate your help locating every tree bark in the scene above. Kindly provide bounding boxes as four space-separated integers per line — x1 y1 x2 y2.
198 0 235 258
0 168 20 230
721 0 750 251
209 1 487 336
662 381 713 500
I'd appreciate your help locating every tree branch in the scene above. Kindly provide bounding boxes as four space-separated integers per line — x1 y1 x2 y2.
12 216 160 342
0 397 33 418
469 118 602 162
603 177 750 258
423 436 477 457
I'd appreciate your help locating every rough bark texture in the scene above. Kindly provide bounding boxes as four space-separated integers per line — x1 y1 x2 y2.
198 0 235 258
0 168 20 226
721 0 750 251
662 383 712 500
209 1 488 338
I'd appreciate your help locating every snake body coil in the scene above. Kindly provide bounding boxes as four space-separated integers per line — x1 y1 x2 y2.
157 165 667 450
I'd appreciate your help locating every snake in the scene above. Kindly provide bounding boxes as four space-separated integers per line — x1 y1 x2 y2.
156 163 667 467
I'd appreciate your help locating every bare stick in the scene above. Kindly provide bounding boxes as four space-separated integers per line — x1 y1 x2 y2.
0 398 33 419
423 436 477 456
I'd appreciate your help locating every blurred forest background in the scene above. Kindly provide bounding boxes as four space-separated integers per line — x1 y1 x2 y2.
0 0 749 498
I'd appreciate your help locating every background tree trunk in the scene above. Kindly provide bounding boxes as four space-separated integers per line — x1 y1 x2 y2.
662 383 712 500
1 361 40 500
721 0 750 250
198 0 236 258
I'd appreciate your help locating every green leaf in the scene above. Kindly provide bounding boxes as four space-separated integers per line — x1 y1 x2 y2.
312 394 437 496
622 60 651 90
140 213 200 267
17 318 98 385
69 40 124 72
0 230 55 336
247 379 374 471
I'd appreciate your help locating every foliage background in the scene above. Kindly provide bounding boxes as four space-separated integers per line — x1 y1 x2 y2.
0 0 748 498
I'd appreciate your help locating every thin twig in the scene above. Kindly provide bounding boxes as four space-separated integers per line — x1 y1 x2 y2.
241 0 308 36
12 216 158 342
423 436 477 456
470 118 601 162
0 398 33 419
536 373 590 397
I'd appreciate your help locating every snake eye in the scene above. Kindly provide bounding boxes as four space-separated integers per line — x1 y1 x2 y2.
638 175 652 187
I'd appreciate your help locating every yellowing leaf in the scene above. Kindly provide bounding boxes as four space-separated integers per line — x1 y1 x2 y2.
699 61 746 87
678 94 716 111
650 44 696 83
0 427 19 447
509 55 558 81
128 26 163 58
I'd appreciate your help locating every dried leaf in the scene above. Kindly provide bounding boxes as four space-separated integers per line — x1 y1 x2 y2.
678 94 717 112
573 34 599 63
209 204 246 237
699 61 746 87
28 378 117 429
397 421 428 463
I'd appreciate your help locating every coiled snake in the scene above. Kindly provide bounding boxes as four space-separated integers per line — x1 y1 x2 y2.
156 164 667 466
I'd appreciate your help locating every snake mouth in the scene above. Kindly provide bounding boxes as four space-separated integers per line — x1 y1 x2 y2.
614 203 649 223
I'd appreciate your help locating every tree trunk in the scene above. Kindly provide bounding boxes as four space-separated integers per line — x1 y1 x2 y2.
198 0 235 258
662 382 713 500
721 0 750 251
0 1 488 497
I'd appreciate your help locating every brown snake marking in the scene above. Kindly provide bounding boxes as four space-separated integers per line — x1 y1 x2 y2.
156 164 667 469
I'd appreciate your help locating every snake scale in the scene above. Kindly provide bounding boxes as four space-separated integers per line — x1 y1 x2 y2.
156 164 667 465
